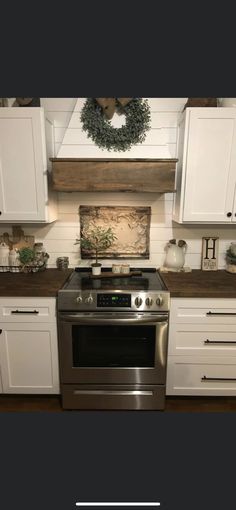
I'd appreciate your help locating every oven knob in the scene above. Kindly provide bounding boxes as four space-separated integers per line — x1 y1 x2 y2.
156 295 163 306
145 297 153 307
135 296 143 308
85 295 93 304
75 296 83 304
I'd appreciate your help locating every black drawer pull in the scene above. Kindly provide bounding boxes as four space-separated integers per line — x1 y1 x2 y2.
207 311 236 316
204 339 236 344
0 329 2 334
11 310 39 314
201 376 236 382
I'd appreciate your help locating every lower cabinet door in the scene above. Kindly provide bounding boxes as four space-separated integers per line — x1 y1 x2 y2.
0 323 59 394
167 356 236 395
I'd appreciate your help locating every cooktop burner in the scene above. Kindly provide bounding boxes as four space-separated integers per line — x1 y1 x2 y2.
64 267 166 292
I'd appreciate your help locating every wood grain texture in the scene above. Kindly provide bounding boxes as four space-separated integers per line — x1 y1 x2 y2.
160 269 236 298
51 158 177 192
1 395 236 412
0 269 73 297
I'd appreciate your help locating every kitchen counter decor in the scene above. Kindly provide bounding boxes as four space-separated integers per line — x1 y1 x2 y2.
225 242 236 273
80 98 151 151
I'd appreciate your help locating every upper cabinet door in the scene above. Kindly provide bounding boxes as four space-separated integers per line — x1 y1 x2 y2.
174 108 236 223
0 108 51 222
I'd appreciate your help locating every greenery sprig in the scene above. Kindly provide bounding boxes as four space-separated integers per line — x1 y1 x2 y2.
80 98 151 152
75 226 117 264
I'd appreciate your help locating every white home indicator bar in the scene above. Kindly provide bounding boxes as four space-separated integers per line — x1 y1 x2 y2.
76 504 161 507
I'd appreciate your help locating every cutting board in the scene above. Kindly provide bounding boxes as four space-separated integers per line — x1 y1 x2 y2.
0 226 35 251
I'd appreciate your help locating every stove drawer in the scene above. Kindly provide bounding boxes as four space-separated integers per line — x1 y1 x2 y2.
61 384 165 410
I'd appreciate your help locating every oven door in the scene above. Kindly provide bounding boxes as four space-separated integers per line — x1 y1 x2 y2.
58 312 168 384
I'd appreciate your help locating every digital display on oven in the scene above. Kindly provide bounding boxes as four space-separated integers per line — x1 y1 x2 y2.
97 293 131 307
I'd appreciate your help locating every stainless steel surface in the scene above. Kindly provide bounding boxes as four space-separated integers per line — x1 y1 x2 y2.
61 384 165 410
58 290 170 312
59 311 168 325
73 390 153 396
58 314 168 385
58 268 170 410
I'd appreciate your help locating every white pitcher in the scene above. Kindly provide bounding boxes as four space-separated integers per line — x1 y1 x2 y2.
164 241 187 270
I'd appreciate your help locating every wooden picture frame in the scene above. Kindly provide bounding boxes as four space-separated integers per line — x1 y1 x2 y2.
79 205 151 259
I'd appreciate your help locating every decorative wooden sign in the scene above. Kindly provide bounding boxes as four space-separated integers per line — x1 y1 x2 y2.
80 206 151 259
201 237 219 271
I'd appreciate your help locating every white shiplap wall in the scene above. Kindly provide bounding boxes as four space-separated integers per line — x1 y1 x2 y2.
1 98 235 269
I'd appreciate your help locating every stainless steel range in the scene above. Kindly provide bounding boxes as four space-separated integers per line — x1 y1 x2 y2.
58 267 170 410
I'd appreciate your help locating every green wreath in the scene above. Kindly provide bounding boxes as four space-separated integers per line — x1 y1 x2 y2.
80 98 151 152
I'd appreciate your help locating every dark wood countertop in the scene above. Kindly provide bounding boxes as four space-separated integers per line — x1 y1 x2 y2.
160 269 236 298
0 269 73 297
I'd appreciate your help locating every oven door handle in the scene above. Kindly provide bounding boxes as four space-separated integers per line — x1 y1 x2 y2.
60 313 168 325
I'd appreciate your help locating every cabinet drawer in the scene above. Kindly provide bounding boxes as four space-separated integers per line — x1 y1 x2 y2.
0 297 56 323
61 385 165 410
167 355 236 395
168 323 236 356
170 298 236 324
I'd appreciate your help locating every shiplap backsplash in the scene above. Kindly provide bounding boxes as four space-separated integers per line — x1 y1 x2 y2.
1 97 236 269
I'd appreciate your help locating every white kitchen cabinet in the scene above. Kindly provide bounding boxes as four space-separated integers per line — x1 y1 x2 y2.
0 297 59 394
173 108 236 224
0 107 57 223
166 298 236 395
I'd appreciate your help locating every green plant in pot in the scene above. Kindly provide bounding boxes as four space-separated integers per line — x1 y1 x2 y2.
75 226 117 275
18 247 35 270
226 243 236 273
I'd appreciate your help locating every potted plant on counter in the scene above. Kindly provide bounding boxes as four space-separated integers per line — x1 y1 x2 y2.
75 226 117 275
225 243 236 273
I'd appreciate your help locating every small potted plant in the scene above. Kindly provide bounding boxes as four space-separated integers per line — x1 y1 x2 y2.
75 226 117 275
225 243 236 273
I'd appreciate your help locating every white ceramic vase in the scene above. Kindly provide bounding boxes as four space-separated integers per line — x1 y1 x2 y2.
164 243 186 270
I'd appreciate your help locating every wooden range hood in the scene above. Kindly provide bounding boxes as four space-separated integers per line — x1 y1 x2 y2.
51 158 177 193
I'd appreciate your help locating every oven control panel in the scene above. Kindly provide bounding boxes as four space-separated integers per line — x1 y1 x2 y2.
97 293 131 307
58 291 170 311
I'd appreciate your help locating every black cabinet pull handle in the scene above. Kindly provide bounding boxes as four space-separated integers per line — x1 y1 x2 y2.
227 212 232 217
11 310 39 314
204 339 236 344
0 211 2 215
207 311 236 316
201 376 236 382
0 329 2 334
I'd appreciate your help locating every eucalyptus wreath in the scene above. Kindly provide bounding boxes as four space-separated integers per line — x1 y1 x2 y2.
80 98 151 152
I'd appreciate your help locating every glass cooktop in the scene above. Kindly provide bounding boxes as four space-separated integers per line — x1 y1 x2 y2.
63 267 167 292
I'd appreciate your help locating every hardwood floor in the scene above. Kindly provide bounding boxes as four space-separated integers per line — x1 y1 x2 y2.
1 395 236 412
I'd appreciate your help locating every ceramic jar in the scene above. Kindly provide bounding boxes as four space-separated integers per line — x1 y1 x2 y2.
9 249 20 267
0 242 10 268
121 264 130 274
112 264 121 273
